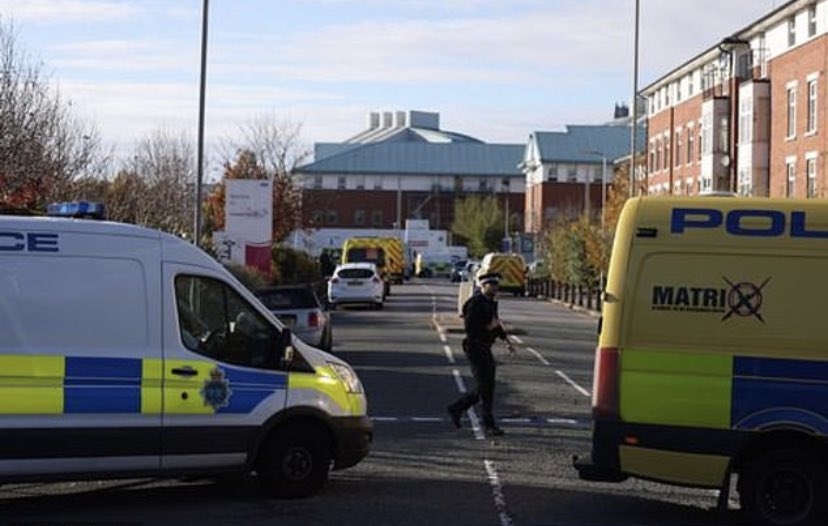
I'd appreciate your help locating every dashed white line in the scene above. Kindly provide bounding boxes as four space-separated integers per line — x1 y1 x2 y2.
439 333 448 343
510 336 523 344
555 370 591 397
443 344 455 364
526 347 551 366
485 460 515 526
467 408 485 441
452 369 467 393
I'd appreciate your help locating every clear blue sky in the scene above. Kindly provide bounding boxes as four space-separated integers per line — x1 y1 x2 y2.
0 0 777 167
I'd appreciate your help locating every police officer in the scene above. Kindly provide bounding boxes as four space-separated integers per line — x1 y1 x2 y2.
447 272 516 436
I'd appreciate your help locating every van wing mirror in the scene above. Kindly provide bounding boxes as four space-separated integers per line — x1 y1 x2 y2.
277 328 295 368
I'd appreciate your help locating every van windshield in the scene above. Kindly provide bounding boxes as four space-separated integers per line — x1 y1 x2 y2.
347 247 385 266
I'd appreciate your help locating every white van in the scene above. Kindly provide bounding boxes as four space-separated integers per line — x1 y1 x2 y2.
0 213 372 498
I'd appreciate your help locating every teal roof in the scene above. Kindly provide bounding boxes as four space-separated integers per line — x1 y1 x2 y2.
296 142 524 176
533 124 645 163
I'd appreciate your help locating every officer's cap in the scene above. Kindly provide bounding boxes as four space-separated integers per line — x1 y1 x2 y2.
478 272 502 286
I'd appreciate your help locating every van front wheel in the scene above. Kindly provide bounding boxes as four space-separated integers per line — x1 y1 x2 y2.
257 424 332 499
739 448 827 526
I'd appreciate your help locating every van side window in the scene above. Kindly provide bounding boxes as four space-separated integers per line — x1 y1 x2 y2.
174 275 281 370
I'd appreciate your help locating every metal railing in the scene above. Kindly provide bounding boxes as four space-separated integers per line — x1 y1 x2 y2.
526 277 602 312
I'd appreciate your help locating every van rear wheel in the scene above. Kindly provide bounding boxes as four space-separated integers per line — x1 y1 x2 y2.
738 448 827 526
257 424 332 499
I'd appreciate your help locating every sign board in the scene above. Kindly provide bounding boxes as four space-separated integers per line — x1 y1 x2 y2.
225 179 273 245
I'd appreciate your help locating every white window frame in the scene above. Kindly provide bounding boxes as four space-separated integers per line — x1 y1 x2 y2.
807 153 818 197
807 77 818 134
787 84 798 139
786 158 797 197
740 95 753 144
809 5 818 37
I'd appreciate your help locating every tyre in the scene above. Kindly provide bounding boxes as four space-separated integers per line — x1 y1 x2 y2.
257 424 332 499
738 448 828 526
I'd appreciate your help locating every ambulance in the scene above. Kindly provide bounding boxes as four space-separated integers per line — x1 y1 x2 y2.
476 252 526 296
574 196 828 526
0 205 372 498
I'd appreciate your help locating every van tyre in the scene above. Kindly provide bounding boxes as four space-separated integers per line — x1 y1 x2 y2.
738 448 828 526
257 424 332 499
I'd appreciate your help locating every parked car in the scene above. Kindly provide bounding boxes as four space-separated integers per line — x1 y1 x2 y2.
449 259 468 282
460 260 480 283
254 285 332 353
328 263 384 310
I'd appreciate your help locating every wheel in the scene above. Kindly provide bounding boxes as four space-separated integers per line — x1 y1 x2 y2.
738 448 828 526
257 424 332 499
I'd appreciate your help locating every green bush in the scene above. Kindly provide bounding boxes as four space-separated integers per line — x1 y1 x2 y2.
224 264 269 292
272 245 321 285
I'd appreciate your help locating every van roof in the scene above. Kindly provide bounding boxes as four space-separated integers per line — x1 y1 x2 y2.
0 215 162 239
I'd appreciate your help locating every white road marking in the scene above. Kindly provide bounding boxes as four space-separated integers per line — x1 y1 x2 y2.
443 344 455 364
411 417 442 423
500 417 532 424
370 417 399 422
468 408 485 441
452 369 467 393
485 460 515 526
526 347 551 366
546 417 579 425
510 336 523 344
439 333 447 343
555 370 591 397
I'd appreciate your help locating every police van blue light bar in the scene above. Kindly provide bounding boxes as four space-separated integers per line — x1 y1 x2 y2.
46 201 106 219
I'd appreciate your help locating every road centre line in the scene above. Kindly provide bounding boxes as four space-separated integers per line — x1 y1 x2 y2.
525 347 551 366
555 370 591 398
443 344 455 364
485 460 515 526
452 369 466 393
525 347 591 398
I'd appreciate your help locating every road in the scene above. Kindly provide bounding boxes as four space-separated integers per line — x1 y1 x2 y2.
0 280 739 526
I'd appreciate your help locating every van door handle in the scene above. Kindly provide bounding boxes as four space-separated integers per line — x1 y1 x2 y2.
171 366 198 377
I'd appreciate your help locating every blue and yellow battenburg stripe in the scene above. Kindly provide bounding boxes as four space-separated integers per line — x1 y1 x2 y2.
0 355 287 415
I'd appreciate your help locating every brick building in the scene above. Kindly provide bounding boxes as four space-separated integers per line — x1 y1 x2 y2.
296 111 524 232
642 0 828 198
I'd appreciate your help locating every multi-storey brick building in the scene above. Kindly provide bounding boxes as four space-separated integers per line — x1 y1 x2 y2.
296 111 525 232
643 0 828 198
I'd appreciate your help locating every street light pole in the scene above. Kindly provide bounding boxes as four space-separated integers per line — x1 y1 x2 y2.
630 0 640 197
194 0 209 246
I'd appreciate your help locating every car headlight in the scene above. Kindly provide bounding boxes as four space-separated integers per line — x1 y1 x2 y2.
329 362 363 394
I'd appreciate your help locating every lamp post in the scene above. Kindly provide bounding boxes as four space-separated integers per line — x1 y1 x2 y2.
630 0 640 197
502 177 511 251
194 0 209 246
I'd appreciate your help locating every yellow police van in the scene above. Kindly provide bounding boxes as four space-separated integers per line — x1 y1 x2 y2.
477 252 526 296
0 203 372 498
574 196 828 526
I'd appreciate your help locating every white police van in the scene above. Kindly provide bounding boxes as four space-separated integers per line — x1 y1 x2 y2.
0 203 372 498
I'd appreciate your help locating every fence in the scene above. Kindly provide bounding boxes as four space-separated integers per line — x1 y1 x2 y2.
526 277 602 312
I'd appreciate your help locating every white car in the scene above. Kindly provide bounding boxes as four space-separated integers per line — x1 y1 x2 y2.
328 263 385 310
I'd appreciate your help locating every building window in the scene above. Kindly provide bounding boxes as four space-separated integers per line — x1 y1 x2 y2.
787 161 796 197
479 178 490 192
337 176 346 190
649 145 655 173
688 73 694 96
312 210 324 225
701 113 713 155
687 129 694 164
373 176 384 190
807 157 817 197
701 175 712 193
353 209 366 226
566 166 577 182
787 87 797 138
809 5 817 37
675 132 682 167
355 175 365 190
808 79 818 133
740 96 753 144
788 16 797 47
371 210 383 227
313 175 323 189
655 140 662 172
547 164 558 181
738 168 752 196
326 210 338 226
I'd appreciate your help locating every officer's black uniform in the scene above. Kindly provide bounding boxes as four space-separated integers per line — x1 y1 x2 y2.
447 276 508 434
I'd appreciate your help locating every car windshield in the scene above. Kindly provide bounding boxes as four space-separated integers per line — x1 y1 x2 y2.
255 288 318 309
338 268 375 279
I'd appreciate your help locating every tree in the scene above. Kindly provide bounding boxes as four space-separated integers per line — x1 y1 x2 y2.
451 195 504 258
205 114 314 244
0 20 102 210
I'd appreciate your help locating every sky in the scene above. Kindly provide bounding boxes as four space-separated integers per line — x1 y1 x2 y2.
0 0 782 172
